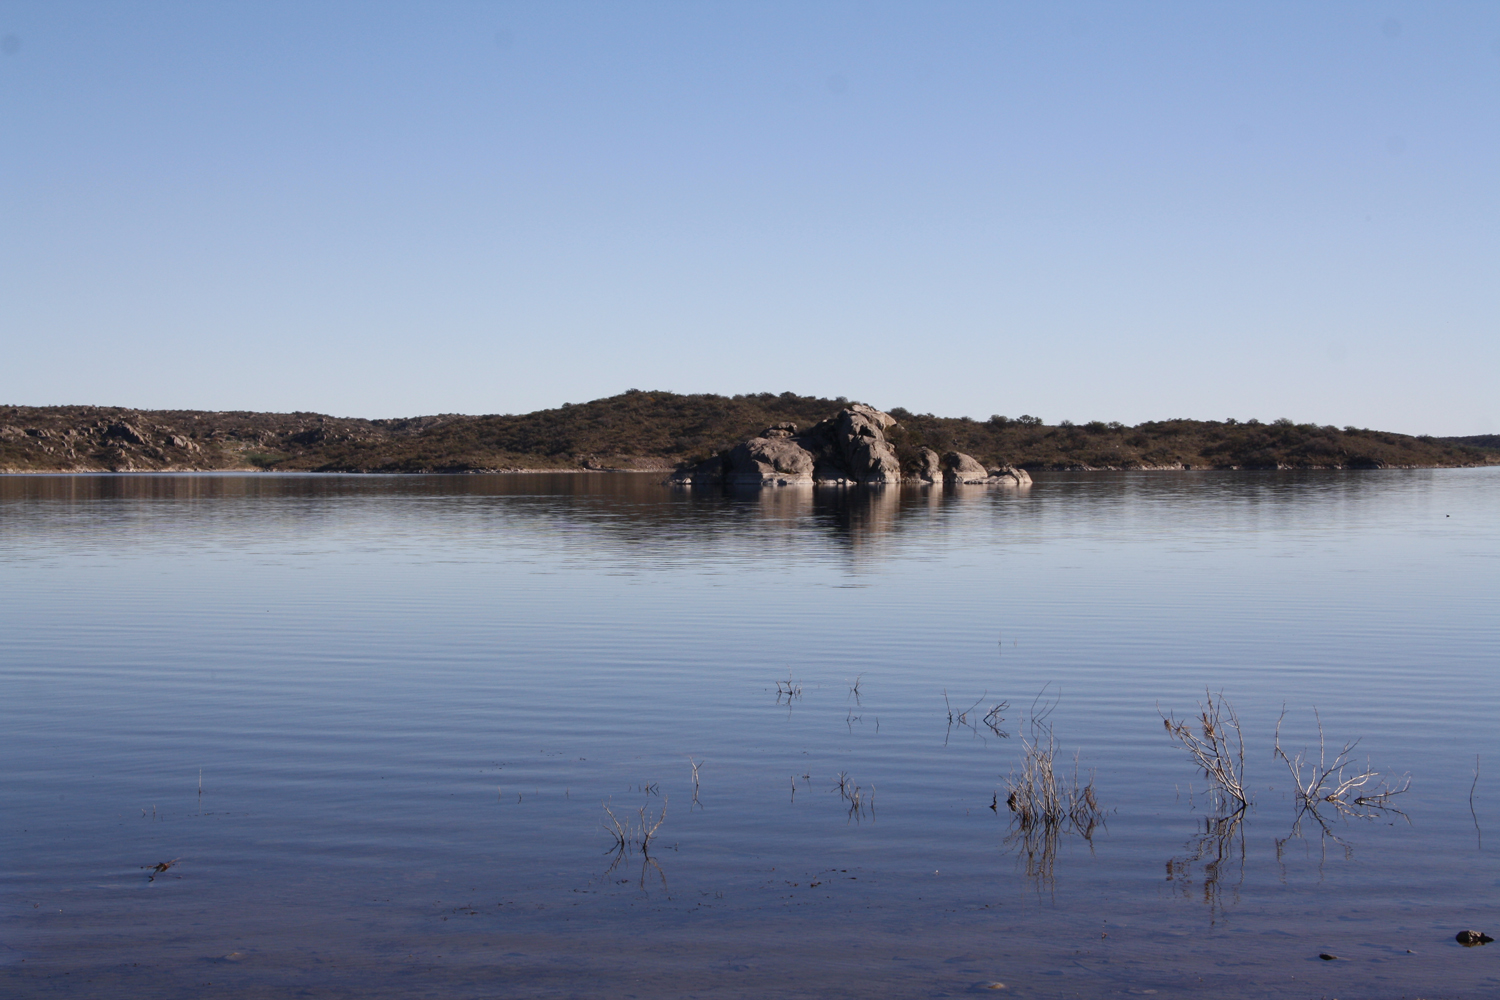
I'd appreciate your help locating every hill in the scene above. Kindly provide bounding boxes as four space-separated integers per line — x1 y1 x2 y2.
1 391 1493 473
1442 434 1500 452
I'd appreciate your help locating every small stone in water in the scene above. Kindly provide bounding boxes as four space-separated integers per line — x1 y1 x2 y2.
1319 953 1337 961
1455 930 1494 946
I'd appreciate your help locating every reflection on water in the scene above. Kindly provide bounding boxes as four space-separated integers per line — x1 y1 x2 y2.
2 469 1499 999
1166 809 1245 918
0 472 1035 566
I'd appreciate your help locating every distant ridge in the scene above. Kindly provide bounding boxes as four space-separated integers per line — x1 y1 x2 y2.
1443 434 1500 451
1 390 1493 473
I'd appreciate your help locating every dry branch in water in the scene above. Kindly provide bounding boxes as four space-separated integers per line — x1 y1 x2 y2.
945 689 1010 740
602 797 667 855
688 757 702 810
834 770 873 822
1162 690 1247 812
1273 708 1409 819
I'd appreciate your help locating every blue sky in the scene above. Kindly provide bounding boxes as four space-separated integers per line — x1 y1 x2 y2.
2 1 1496 434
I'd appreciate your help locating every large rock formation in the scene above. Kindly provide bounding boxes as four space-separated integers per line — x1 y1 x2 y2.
671 404 1031 488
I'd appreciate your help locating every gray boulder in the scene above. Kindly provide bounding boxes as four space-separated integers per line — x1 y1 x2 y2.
725 435 816 485
990 465 1032 487
791 404 901 484
913 447 943 483
836 407 902 483
942 451 992 483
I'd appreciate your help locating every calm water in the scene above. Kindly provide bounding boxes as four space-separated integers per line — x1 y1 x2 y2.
2 470 1497 999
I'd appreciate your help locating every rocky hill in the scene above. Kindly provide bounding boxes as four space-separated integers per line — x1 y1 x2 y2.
0 391 1492 474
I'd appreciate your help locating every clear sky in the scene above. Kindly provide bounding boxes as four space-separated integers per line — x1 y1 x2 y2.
2 1 1496 434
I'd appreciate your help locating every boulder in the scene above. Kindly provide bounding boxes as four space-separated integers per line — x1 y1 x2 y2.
668 453 727 485
725 435 816 485
913 447 943 483
990 465 1032 487
104 422 146 445
942 451 992 484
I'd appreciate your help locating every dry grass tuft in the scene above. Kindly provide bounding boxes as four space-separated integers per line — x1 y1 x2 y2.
1004 723 1103 835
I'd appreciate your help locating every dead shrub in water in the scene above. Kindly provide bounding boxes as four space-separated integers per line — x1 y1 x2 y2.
602 797 667 856
775 673 802 703
1273 707 1409 819
1161 690 1247 813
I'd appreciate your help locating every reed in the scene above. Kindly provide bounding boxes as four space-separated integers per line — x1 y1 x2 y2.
1004 723 1102 834
834 771 873 822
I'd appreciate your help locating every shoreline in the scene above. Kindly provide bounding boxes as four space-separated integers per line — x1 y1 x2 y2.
1 462 1490 477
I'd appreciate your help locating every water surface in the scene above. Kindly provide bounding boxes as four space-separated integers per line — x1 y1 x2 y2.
2 470 1497 998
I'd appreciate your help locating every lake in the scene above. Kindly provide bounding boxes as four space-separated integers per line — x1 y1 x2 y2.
2 470 1497 998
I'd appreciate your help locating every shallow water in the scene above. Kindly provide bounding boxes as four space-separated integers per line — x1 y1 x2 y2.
1 470 1497 998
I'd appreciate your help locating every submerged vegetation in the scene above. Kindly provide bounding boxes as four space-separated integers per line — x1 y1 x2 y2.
2 390 1493 472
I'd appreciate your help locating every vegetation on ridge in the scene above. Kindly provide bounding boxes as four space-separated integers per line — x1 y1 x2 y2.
0 390 1492 473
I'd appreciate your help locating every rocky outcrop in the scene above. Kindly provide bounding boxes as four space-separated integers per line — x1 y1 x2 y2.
943 451 1032 486
990 465 1032 486
671 404 1031 488
799 404 903 485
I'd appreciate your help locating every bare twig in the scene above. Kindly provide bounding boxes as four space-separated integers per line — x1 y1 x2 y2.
602 796 668 856
687 757 702 810
775 673 802 703
944 689 1010 742
1472 754 1482 849
833 771 871 822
